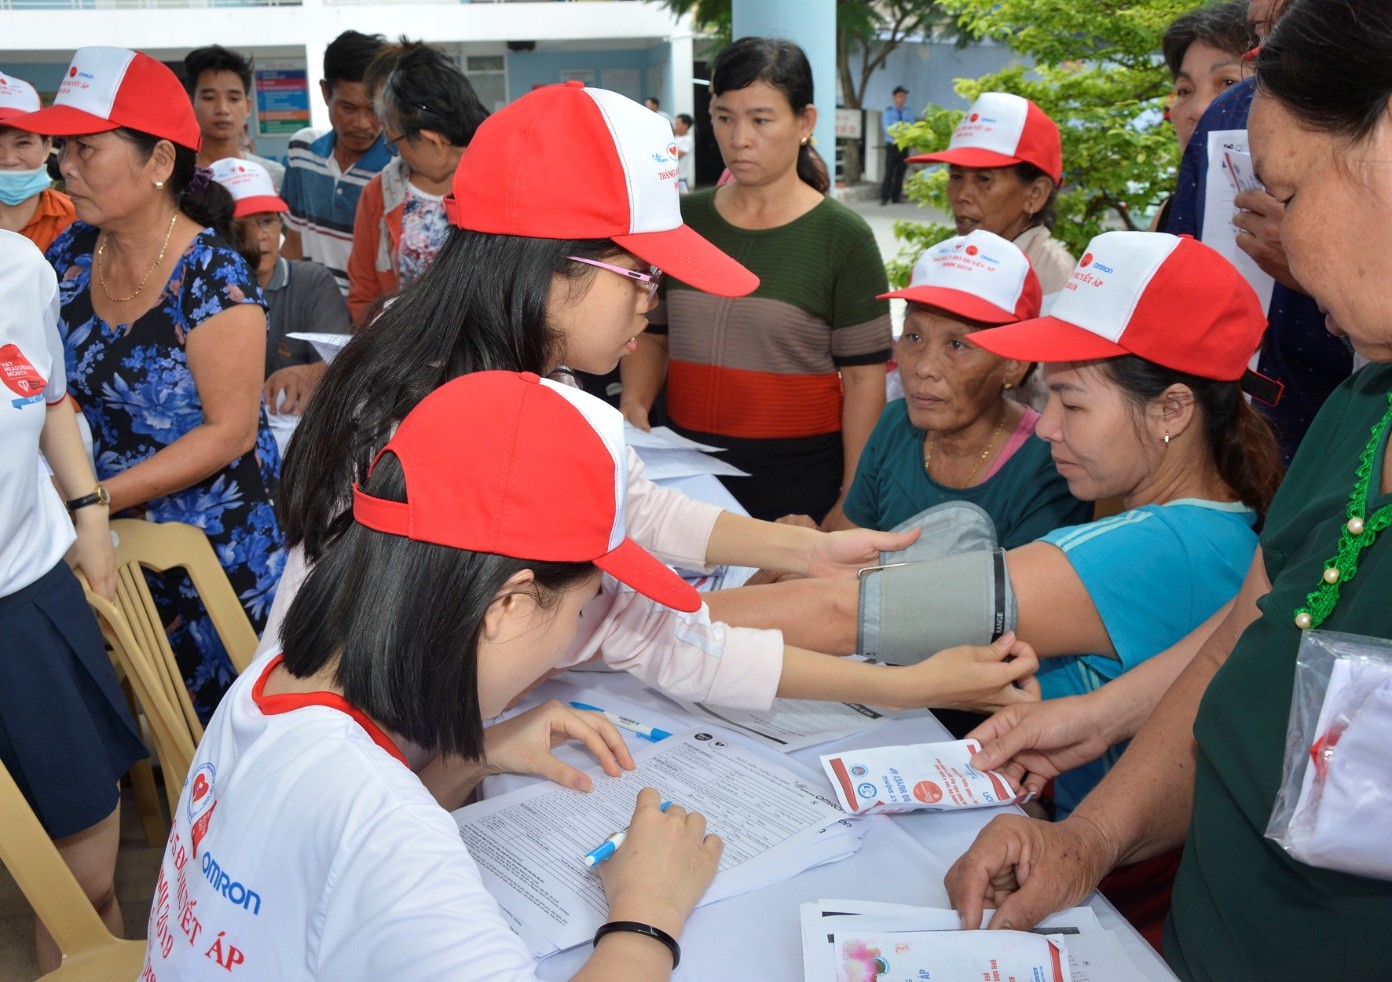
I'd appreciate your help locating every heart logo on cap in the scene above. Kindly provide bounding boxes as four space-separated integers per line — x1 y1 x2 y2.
69 67 77 77
965 244 979 256
1080 253 1093 267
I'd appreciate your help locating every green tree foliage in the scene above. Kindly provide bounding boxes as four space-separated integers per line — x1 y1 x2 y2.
890 0 1205 283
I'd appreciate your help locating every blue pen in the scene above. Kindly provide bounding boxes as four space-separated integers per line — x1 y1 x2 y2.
582 801 672 868
569 701 673 742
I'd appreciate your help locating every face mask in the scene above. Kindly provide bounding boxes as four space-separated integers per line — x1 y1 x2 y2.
0 166 51 206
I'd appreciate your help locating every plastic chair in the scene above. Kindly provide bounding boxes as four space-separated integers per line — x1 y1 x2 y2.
109 518 260 675
0 759 147 980
80 581 198 826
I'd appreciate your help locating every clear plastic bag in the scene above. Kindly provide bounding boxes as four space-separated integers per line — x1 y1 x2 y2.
1265 630 1392 880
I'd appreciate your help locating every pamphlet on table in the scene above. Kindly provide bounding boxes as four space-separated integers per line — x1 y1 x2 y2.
821 739 1025 816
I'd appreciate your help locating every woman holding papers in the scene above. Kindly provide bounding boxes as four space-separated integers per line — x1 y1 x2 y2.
142 372 722 980
269 82 1041 748
947 6 1392 976
711 232 1285 816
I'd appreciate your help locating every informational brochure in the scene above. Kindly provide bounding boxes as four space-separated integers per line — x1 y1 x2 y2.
1200 129 1275 318
675 696 904 753
454 729 855 958
801 901 1149 982
821 739 1023 816
831 928 1070 982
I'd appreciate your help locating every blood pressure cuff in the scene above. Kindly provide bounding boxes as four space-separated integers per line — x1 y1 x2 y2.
857 549 1017 665
880 500 1000 565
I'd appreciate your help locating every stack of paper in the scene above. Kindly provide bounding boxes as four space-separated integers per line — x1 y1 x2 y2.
674 695 906 753
624 423 750 480
801 901 1149 982
454 729 861 959
285 331 352 364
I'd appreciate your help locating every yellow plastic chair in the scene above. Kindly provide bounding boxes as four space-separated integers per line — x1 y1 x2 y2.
109 518 260 675
80 583 199 822
0 759 147 980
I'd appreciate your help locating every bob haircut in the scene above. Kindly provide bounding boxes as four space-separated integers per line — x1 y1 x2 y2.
279 228 619 562
378 42 490 149
710 37 829 194
1097 355 1283 524
1256 0 1392 144
1162 1 1255 79
280 452 595 759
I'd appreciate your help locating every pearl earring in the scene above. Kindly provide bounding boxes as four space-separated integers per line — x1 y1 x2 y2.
800 137 809 146
1163 432 1171 445
154 180 164 189
1002 381 1014 391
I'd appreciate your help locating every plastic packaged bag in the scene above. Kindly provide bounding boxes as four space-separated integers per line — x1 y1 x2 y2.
1265 630 1392 880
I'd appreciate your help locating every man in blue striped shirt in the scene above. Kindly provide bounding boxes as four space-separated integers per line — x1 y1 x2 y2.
281 31 391 297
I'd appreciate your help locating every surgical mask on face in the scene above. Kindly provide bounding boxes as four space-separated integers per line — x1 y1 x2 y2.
0 166 50 206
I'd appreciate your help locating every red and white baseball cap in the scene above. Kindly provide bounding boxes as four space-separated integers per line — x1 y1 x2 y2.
445 81 758 298
209 158 287 218
353 371 701 614
880 230 1041 325
11 47 200 150
0 72 41 126
908 92 1062 186
969 232 1271 385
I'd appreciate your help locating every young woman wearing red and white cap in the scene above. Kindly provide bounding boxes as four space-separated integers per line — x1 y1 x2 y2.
711 232 1285 817
0 70 74 252
15 47 286 722
270 82 1042 774
143 372 722 980
909 92 1075 301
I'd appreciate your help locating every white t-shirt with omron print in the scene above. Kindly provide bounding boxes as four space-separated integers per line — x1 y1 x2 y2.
140 651 541 980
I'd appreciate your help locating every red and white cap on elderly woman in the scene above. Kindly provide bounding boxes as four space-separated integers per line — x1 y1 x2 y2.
879 230 1042 325
209 158 287 218
0 72 42 126
445 80 758 299
11 47 201 151
908 92 1063 187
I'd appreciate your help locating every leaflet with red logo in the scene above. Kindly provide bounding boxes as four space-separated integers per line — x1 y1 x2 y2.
821 739 1024 816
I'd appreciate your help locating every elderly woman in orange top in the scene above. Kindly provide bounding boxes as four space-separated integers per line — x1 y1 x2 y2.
0 71 75 252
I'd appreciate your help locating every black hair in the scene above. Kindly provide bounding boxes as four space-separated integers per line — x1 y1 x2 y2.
1162 2 1255 79
1257 0 1392 143
378 42 490 148
1009 161 1058 230
675 112 694 127
1097 355 1283 523
324 30 386 88
183 45 253 97
646 96 660 109
280 451 594 759
279 229 617 562
113 128 256 268
362 41 405 103
710 37 829 194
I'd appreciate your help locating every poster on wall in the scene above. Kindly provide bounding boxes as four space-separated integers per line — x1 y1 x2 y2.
559 69 595 85
255 61 312 137
600 67 641 102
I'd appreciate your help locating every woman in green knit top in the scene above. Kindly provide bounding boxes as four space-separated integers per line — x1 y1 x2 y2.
620 37 892 526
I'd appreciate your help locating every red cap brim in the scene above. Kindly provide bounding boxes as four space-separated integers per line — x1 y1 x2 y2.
967 315 1131 364
595 536 701 613
0 108 41 127
9 104 120 138
613 223 759 299
233 195 289 218
877 285 1019 325
906 147 1028 170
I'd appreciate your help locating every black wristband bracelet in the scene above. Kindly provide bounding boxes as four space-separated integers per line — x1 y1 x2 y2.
593 920 681 969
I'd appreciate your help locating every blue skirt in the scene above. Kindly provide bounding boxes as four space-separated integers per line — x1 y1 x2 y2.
0 560 149 839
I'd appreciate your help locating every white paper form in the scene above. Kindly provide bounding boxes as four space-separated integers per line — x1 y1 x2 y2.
675 696 907 753
453 729 851 958
801 901 1146 982
1200 129 1275 319
285 331 352 364
624 423 751 480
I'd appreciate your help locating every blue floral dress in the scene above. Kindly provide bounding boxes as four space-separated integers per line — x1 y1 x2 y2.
49 223 286 721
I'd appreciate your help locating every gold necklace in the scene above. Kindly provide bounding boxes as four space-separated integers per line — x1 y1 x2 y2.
96 212 178 303
924 407 1011 487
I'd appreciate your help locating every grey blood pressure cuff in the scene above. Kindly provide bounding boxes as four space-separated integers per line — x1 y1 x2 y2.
854 500 1015 666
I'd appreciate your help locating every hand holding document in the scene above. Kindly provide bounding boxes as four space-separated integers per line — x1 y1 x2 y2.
624 423 750 480
821 739 1024 816
1200 130 1275 315
454 729 858 958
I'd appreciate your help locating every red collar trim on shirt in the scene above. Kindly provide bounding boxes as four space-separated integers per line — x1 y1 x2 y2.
252 655 409 767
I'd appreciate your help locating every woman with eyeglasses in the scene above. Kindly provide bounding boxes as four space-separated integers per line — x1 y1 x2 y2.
346 41 489 321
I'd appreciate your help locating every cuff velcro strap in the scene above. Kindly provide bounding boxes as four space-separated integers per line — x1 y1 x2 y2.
594 920 681 968
857 549 1015 665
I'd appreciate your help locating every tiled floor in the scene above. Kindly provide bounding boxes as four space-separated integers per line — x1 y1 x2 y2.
0 783 166 980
